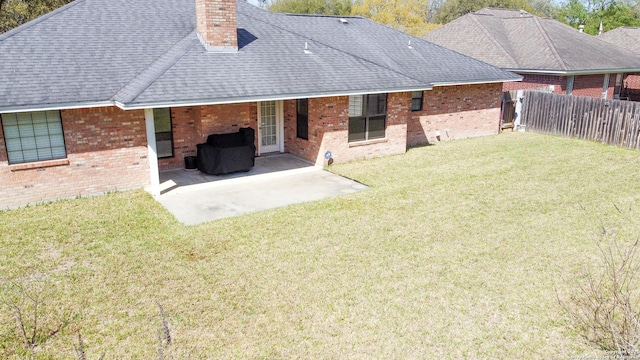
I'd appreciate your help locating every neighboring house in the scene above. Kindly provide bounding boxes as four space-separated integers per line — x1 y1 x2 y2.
599 27 640 101
423 8 640 101
0 0 520 209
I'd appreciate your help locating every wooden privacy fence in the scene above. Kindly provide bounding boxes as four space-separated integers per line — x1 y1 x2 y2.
520 91 640 150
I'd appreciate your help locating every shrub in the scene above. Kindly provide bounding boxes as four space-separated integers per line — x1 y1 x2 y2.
561 205 640 355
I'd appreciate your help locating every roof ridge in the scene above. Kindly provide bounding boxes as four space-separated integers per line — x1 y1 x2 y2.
282 13 362 19
112 31 198 104
533 16 568 70
241 9 430 86
0 0 85 41
470 14 519 66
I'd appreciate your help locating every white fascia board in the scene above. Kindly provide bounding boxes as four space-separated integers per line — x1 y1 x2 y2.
510 68 640 76
431 77 522 88
0 101 114 114
114 87 435 110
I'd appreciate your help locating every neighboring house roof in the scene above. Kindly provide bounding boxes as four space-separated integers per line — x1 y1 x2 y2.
0 0 520 112
599 27 640 55
423 8 640 75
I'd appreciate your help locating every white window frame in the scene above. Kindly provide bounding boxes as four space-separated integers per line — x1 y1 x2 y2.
348 94 387 142
1 110 67 164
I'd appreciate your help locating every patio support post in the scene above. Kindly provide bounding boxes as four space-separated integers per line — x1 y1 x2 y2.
601 74 610 99
144 108 161 197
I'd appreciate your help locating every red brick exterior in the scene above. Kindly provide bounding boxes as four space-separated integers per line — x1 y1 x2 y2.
0 107 149 209
503 73 617 99
407 83 503 146
283 98 327 164
283 94 408 165
624 73 640 101
159 103 257 169
195 0 238 50
1 84 504 208
626 73 640 88
573 74 614 99
503 74 565 93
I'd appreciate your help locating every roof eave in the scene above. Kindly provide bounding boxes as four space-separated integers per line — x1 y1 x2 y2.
116 79 518 110
2 79 520 113
431 77 522 88
115 87 434 110
508 68 640 76
0 101 115 114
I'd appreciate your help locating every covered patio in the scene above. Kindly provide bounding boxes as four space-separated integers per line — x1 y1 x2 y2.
150 154 368 225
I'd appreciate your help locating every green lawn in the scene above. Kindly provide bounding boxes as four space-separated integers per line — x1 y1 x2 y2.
2 132 640 359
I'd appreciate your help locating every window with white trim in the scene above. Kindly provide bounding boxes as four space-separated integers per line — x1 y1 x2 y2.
1 111 66 164
348 94 387 142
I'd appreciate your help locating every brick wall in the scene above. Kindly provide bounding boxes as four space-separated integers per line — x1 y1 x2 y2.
283 99 322 163
503 74 565 94
0 107 149 209
284 95 407 165
159 103 258 170
198 103 257 140
572 74 612 99
626 73 640 88
0 84 508 208
407 83 503 146
157 107 199 170
624 73 640 101
503 74 617 99
195 0 238 49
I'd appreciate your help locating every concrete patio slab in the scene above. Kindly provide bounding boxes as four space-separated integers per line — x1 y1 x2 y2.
152 155 368 225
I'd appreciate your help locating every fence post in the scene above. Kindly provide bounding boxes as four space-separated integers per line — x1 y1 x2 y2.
514 89 524 129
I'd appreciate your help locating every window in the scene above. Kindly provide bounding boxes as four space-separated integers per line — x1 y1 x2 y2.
153 108 174 158
348 94 387 142
1 111 66 164
296 98 308 140
411 91 423 111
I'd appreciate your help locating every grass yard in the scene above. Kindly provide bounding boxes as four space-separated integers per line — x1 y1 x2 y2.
1 132 640 358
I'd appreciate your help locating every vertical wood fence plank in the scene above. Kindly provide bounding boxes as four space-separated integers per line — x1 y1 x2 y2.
520 90 640 150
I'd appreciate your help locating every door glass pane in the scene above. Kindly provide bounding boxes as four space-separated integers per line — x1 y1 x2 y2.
260 101 277 147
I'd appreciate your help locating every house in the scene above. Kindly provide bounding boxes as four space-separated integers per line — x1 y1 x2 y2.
599 27 640 101
423 8 640 101
0 0 520 209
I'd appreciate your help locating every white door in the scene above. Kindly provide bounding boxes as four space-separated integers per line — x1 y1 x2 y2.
258 100 283 154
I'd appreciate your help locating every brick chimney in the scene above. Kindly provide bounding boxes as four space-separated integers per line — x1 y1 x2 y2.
195 0 238 52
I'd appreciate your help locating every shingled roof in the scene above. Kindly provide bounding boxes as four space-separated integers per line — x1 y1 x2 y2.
423 8 640 75
0 0 520 112
599 27 640 55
